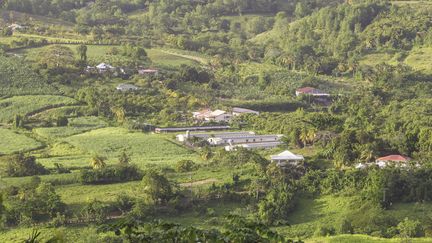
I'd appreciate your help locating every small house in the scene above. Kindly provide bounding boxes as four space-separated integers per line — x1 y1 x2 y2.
138 69 159 76
8 24 24 31
295 87 330 97
232 107 260 116
116 83 140 92
375 155 411 168
96 63 115 73
205 110 232 122
271 150 305 166
192 109 212 120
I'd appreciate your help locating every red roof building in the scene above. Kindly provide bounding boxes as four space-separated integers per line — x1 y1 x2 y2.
376 155 411 168
295 87 330 97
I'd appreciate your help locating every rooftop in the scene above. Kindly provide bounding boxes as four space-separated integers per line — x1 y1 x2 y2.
377 155 411 162
271 150 304 161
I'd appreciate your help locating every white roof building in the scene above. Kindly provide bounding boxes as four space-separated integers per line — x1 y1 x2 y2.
271 150 305 166
96 63 115 72
176 131 255 142
225 141 282 151
116 83 140 92
209 134 283 146
232 107 260 116
205 109 232 122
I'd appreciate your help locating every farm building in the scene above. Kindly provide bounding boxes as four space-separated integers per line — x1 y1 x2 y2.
295 87 330 97
192 109 232 123
225 141 282 151
138 68 159 76
116 83 140 92
8 23 25 31
206 110 232 122
271 150 305 166
232 107 260 116
209 134 283 146
375 155 412 168
155 126 230 133
176 131 255 142
96 63 116 73
192 109 212 120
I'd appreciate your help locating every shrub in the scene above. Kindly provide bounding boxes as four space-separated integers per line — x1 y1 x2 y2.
176 160 198 172
4 154 49 177
397 218 424 238
80 164 143 185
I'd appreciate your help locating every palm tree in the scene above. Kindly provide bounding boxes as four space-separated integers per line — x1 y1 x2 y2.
90 155 107 169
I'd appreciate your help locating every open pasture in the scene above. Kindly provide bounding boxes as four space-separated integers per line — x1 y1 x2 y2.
62 127 199 168
21 44 199 68
33 116 108 140
0 128 43 154
0 95 78 123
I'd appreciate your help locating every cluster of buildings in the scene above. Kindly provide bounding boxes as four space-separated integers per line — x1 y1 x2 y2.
356 155 415 169
192 107 259 123
86 63 159 76
176 131 283 151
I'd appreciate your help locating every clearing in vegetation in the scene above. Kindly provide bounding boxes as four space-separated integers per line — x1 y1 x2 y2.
0 95 78 123
0 128 43 154
63 127 199 168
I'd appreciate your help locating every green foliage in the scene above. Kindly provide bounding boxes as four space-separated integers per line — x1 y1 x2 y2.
0 95 78 123
258 184 297 225
80 164 142 185
140 170 173 205
397 218 424 238
3 153 49 177
175 160 198 173
0 128 43 155
0 56 57 96
4 180 65 226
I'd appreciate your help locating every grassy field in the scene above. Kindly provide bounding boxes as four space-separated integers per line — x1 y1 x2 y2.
0 95 79 123
404 47 432 74
33 116 108 140
20 44 200 68
62 127 199 168
0 128 43 154
307 235 432 242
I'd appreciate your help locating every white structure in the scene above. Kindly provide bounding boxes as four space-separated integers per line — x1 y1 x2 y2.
225 141 282 151
176 131 254 143
209 134 283 146
205 110 232 122
96 63 115 73
116 83 139 92
271 150 305 166
355 163 368 169
138 69 159 76
375 155 411 168
296 87 330 97
232 107 260 116
8 24 24 31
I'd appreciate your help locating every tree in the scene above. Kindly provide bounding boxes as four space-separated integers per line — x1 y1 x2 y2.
56 116 68 127
37 45 75 69
175 160 197 172
4 153 49 177
140 170 173 205
2 28 13 36
258 184 296 225
77 44 88 65
397 218 424 238
12 114 24 128
90 155 107 170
